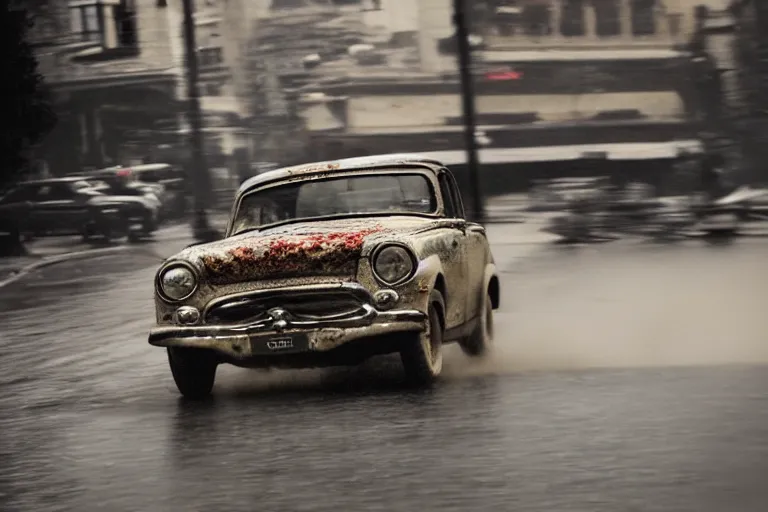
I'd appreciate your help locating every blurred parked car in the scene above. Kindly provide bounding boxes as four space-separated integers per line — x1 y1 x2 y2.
123 164 187 219
0 177 159 242
78 164 187 221
75 175 161 210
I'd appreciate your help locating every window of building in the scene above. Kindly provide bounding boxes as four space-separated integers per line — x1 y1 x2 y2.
29 9 59 42
69 2 102 42
68 0 138 50
521 2 552 36
115 0 138 47
560 0 585 37
486 0 520 37
204 83 222 96
198 46 224 67
593 0 621 37
668 12 682 36
631 0 656 36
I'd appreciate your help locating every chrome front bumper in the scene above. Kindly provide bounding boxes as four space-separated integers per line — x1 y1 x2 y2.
148 303 427 359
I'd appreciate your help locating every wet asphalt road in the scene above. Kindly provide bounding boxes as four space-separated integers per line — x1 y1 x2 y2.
1 236 767 512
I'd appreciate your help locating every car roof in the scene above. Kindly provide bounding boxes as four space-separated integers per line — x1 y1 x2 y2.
19 177 87 186
238 153 446 196
84 163 172 175
122 163 172 172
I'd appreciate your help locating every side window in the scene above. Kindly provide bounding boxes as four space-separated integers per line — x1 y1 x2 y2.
438 173 457 218
446 172 465 219
36 185 53 200
47 184 75 200
1 185 37 204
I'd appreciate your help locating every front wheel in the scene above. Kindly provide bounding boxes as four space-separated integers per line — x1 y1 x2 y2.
460 291 494 357
401 289 444 386
167 347 218 399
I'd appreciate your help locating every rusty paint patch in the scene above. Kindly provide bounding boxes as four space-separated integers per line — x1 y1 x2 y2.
287 162 341 176
201 226 384 283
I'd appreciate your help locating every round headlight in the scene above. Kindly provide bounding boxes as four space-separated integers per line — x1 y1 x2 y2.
373 245 415 285
158 265 197 301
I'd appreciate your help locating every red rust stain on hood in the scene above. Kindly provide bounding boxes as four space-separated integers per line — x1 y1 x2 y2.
201 226 385 283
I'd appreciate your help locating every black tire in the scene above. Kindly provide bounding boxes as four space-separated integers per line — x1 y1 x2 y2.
167 347 218 399
401 289 444 386
460 291 494 357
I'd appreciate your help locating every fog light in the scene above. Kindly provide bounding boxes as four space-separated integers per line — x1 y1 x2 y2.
374 289 399 310
175 306 200 325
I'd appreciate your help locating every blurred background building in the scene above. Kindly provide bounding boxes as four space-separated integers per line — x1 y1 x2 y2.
27 0 185 174
298 0 704 192
26 0 762 196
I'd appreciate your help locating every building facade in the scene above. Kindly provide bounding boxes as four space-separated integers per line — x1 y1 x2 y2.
301 2 701 151
27 0 189 174
722 0 768 182
26 0 261 177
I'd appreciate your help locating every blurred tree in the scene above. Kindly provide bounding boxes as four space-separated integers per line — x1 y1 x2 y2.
0 1 57 256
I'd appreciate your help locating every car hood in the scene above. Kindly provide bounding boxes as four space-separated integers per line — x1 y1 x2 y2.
174 216 441 285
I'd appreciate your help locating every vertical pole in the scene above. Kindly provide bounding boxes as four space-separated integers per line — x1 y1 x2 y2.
181 0 217 241
452 0 485 224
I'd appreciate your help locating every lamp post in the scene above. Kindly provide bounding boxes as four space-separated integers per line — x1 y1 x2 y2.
452 0 485 224
181 0 218 242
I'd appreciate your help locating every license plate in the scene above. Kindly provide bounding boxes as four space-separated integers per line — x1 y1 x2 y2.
250 333 309 355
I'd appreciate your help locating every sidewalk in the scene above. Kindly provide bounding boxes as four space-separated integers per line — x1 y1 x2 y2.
0 236 112 284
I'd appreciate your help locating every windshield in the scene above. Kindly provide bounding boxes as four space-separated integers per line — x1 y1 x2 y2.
232 172 436 234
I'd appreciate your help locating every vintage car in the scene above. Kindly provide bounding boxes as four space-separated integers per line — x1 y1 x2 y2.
148 154 500 398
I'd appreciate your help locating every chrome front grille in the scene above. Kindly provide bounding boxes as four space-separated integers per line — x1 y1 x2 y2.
204 285 371 325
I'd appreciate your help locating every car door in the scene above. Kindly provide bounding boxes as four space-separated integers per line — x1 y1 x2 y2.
37 184 87 234
27 184 57 233
0 184 36 232
446 171 487 322
436 171 470 330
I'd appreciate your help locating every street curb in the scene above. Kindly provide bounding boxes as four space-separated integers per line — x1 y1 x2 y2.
0 245 129 290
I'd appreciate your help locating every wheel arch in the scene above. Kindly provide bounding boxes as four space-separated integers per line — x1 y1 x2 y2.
432 273 447 327
488 274 500 310
482 263 500 310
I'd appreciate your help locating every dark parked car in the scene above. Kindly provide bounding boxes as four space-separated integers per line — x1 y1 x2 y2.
119 164 187 219
75 164 186 221
0 177 160 242
76 175 161 210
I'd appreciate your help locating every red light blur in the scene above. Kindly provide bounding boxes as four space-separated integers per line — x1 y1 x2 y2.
116 169 132 177
486 71 523 81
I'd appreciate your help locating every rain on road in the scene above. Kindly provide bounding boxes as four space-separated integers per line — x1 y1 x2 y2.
1 235 767 512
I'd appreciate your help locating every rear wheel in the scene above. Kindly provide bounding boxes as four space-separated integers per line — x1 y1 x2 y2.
167 347 218 399
460 291 494 357
401 289 444 386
